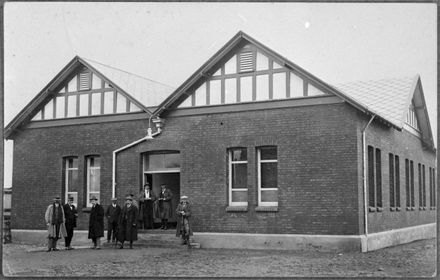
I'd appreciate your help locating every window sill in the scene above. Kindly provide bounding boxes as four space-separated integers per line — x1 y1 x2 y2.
255 206 278 212
431 207 436 210
390 207 396 212
396 207 401 211
226 206 248 212
368 207 376 213
376 207 383 212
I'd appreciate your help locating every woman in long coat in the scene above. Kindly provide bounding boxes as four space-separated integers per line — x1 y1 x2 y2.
158 184 173 229
138 183 156 229
175 196 193 246
118 196 138 249
88 196 104 249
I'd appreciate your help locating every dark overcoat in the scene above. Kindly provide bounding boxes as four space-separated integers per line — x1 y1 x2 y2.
105 204 121 223
175 203 193 237
88 204 104 239
118 204 138 242
159 188 173 219
63 203 77 228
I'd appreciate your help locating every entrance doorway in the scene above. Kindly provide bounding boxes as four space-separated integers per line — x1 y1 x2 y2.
142 151 180 230
144 173 180 228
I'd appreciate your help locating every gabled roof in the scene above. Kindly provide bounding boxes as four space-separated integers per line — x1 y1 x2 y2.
5 56 174 139
334 75 434 149
152 31 434 149
81 58 175 108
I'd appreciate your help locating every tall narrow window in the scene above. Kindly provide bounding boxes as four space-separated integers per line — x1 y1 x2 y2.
430 168 436 209
86 156 100 207
368 146 382 211
389 154 400 209
228 148 248 207
419 164 426 209
64 157 78 207
406 159 415 210
257 146 278 207
422 164 426 208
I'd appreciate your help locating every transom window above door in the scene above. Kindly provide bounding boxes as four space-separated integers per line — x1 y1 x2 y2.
143 152 180 173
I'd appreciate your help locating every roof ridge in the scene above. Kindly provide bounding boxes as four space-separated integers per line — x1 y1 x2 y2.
80 56 175 89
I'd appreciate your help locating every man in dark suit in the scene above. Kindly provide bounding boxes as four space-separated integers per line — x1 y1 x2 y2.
159 184 173 230
105 197 121 244
63 196 78 250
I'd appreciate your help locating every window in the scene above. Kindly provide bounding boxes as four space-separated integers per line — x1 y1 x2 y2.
257 147 278 207
143 152 180 186
86 156 100 207
55 96 65 118
405 103 419 130
367 146 382 211
228 148 248 206
64 157 78 207
405 159 415 210
389 154 400 210
430 167 436 209
419 164 426 210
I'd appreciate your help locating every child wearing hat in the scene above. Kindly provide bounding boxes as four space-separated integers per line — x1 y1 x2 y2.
175 195 193 247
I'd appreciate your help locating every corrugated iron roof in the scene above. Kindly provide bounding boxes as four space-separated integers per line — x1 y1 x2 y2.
81 57 175 108
333 76 416 128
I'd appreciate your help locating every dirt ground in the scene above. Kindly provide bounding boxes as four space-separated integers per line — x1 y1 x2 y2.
2 238 437 278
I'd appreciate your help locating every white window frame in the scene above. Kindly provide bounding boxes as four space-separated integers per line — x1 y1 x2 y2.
228 149 248 207
65 157 78 207
86 156 100 207
257 147 278 207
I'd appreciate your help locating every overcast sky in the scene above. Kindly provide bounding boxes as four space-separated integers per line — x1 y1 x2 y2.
3 2 437 187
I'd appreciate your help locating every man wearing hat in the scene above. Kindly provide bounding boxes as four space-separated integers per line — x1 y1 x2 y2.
105 197 121 244
63 196 78 250
176 195 193 247
88 196 104 249
44 196 67 252
117 195 138 249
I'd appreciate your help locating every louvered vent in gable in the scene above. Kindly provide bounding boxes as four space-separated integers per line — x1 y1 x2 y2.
79 70 91 91
239 51 254 73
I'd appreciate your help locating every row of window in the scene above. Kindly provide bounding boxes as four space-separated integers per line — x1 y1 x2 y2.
368 146 436 212
64 156 100 208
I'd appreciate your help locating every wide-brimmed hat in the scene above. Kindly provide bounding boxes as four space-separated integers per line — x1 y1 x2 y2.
67 196 74 201
125 195 133 201
90 196 98 201
180 195 189 201
53 196 61 202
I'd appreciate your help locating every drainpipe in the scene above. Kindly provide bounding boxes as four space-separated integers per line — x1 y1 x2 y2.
111 115 163 198
362 114 375 243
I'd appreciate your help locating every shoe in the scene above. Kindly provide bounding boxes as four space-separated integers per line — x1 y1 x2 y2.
52 248 59 251
119 245 123 249
46 249 52 252
96 247 101 250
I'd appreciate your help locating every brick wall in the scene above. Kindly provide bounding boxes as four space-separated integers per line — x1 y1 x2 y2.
360 115 436 233
117 103 361 235
11 118 148 230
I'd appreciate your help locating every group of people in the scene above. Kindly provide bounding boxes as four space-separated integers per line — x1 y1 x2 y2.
44 183 193 251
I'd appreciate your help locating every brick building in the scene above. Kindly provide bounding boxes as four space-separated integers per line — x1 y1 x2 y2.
5 32 436 251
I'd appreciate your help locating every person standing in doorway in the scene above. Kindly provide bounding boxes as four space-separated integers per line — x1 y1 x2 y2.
118 195 138 249
105 197 121 244
159 184 173 230
88 196 104 249
63 196 78 250
45 196 67 252
138 183 156 229
176 195 193 247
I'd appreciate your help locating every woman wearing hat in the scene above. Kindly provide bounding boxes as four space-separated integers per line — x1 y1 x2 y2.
138 183 156 230
45 196 68 251
175 195 193 247
117 195 138 249
88 196 104 249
